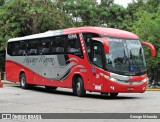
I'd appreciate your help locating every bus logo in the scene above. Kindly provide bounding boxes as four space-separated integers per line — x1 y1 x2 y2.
68 34 77 39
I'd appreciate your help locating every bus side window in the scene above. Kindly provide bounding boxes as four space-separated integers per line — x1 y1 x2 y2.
38 38 51 55
19 41 27 56
7 42 20 56
51 36 65 54
66 34 83 58
27 40 38 55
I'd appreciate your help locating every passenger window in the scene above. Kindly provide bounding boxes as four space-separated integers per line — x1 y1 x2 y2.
93 43 103 68
51 36 65 54
19 41 27 56
27 40 38 55
7 42 20 56
39 38 51 55
66 34 83 58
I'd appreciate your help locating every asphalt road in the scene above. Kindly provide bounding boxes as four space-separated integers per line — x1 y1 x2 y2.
0 83 160 122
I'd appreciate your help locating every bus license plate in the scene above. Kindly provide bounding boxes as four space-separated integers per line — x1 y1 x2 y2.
127 88 134 91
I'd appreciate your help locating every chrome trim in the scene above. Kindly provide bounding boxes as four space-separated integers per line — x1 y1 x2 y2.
110 73 130 81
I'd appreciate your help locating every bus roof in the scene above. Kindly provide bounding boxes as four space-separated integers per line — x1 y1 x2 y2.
8 26 139 42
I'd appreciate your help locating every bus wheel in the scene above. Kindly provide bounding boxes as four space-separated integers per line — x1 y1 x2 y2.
110 93 118 97
74 77 86 97
45 86 57 90
20 73 28 89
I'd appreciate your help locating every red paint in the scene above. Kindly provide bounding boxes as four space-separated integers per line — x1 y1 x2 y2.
0 81 2 88
64 27 139 39
129 74 147 82
141 41 156 57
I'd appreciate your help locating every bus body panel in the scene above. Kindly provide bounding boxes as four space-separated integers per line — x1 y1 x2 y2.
64 27 139 39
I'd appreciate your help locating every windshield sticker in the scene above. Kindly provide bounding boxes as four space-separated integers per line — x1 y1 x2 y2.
68 34 77 39
109 38 123 42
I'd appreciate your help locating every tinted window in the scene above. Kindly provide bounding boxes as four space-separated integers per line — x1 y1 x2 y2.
51 36 65 54
7 42 20 56
27 40 38 55
66 34 83 58
39 38 51 55
19 41 27 56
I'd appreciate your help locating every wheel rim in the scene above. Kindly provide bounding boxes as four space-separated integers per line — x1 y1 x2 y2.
76 82 81 94
21 76 25 87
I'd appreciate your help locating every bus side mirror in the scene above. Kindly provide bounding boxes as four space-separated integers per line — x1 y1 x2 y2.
141 41 156 57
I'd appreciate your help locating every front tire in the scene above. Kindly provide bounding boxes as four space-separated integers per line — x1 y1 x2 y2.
20 73 28 89
73 77 86 97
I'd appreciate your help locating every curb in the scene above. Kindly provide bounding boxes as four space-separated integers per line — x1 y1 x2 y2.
146 88 160 91
2 80 18 84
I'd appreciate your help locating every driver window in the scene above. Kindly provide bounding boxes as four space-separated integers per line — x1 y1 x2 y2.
93 43 103 68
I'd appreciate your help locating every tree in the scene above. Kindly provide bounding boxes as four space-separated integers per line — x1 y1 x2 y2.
122 0 146 31
0 0 70 49
61 0 127 28
0 0 5 6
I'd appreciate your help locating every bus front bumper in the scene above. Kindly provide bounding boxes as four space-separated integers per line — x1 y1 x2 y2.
103 79 148 93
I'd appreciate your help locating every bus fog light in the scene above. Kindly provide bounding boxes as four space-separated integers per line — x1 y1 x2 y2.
110 86 115 90
142 78 149 83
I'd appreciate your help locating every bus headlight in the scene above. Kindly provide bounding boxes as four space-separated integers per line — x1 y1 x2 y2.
109 77 118 82
142 77 149 83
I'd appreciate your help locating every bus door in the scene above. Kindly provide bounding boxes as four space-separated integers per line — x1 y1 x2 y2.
90 40 105 92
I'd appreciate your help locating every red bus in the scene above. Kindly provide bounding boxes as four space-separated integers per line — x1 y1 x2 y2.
5 27 155 97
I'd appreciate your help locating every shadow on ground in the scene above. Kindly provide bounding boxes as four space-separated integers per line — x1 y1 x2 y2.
11 85 142 100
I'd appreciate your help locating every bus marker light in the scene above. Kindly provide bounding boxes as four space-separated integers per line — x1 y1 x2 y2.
100 73 109 80
104 75 109 79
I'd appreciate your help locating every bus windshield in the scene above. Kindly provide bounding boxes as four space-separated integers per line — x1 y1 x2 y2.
105 37 146 76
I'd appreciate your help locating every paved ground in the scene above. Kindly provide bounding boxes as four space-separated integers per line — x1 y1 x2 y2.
0 82 160 122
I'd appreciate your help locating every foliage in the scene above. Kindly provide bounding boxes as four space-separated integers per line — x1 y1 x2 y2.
0 0 70 50
0 0 160 75
54 0 127 28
